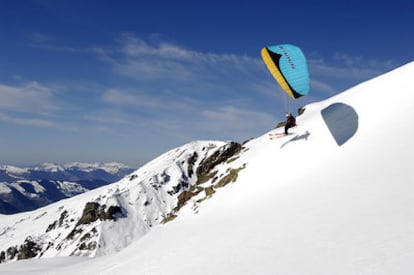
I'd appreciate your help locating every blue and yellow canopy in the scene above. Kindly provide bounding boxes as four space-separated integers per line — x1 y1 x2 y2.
261 44 309 99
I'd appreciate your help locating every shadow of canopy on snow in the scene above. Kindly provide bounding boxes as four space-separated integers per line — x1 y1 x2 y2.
321 103 358 146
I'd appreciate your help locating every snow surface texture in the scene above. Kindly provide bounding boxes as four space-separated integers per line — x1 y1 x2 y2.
1 62 414 274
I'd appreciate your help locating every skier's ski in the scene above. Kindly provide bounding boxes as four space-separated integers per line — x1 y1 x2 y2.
268 132 294 140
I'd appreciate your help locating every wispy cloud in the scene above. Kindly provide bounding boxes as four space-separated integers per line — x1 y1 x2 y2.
104 34 262 85
332 53 395 70
29 32 107 55
199 105 275 136
101 88 201 114
0 82 59 114
308 53 396 80
0 112 56 128
310 79 337 95
102 89 162 108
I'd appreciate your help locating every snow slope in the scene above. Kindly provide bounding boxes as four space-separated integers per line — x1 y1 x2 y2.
1 62 414 274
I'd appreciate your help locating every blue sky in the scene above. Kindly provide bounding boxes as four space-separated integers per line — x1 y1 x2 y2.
0 0 412 167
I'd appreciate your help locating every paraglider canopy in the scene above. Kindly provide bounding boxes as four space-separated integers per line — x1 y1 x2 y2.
261 44 309 99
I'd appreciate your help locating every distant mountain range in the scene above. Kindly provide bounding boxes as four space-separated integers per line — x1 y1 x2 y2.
0 163 134 214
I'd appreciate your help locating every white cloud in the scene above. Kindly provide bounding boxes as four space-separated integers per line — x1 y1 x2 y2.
105 34 261 84
0 82 58 114
96 86 274 142
310 79 337 95
201 105 275 132
101 88 204 116
332 52 395 69
308 54 396 80
0 112 56 128
29 32 105 55
102 89 160 108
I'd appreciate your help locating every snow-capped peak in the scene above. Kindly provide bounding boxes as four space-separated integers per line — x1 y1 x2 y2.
62 162 132 174
0 165 29 175
33 163 64 172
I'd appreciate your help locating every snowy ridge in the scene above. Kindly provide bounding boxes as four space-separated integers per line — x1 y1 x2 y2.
1 62 414 274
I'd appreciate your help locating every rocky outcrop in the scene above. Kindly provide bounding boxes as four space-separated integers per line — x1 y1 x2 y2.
0 237 41 263
162 142 246 223
0 202 125 263
196 141 242 184
65 202 124 241
17 237 41 260
77 202 123 225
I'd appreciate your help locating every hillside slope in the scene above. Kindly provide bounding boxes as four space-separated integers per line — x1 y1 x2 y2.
1 62 414 274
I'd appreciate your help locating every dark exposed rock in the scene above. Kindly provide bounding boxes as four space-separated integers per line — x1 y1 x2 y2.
59 210 69 226
0 251 5 263
77 202 102 225
204 186 216 197
64 202 123 242
77 202 124 226
66 227 83 240
17 237 41 260
105 206 123 220
79 242 87 250
175 187 202 211
187 152 198 178
161 172 170 183
46 220 58 233
196 142 241 185
215 166 246 188
78 241 96 251
6 246 18 260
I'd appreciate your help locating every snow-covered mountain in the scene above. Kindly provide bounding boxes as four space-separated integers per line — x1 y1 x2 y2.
1 62 414 274
0 141 238 261
0 163 133 214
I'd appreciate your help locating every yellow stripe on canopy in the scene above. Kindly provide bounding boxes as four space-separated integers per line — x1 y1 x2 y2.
261 48 296 99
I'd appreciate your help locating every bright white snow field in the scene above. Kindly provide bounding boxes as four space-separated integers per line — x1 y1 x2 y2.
1 62 414 274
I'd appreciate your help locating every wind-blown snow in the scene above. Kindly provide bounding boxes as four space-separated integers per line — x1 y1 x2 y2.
1 62 414 274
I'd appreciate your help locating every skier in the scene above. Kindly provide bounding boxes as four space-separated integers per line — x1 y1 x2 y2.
284 113 296 135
